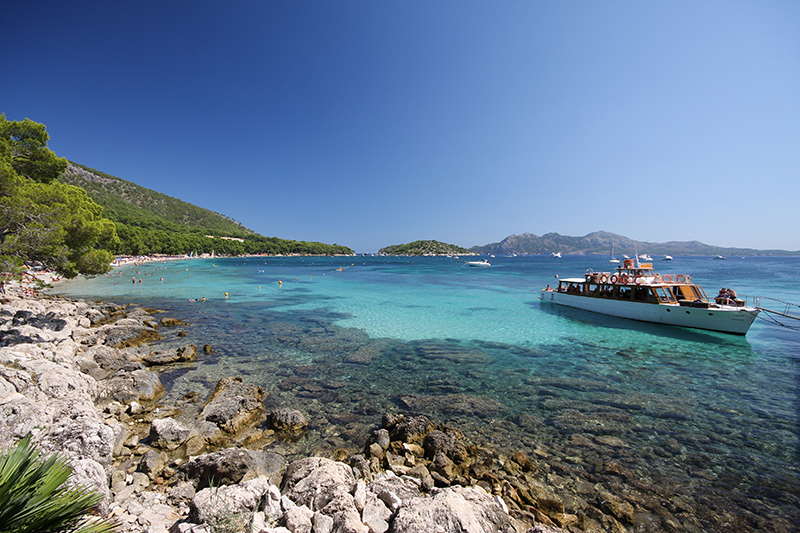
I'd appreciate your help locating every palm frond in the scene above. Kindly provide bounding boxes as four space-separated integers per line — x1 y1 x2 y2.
0 435 116 533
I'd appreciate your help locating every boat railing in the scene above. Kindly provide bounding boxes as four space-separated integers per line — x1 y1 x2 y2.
753 295 800 316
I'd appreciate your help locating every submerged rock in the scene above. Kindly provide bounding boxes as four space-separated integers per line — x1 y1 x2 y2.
266 408 308 433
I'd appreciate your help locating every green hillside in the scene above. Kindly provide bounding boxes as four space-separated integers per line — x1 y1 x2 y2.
60 162 353 256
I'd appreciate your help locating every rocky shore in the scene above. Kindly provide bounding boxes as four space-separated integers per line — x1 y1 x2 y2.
1 287 639 533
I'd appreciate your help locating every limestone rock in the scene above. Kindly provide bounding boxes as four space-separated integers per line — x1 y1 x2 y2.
150 417 191 451
282 457 357 512
198 376 265 435
391 486 516 533
141 344 198 366
100 363 164 403
177 447 284 490
188 476 272 525
33 398 115 466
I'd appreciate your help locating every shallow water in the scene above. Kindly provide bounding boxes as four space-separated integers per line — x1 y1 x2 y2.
53 255 800 531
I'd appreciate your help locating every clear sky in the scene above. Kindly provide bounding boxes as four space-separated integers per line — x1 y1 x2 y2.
4 1 799 253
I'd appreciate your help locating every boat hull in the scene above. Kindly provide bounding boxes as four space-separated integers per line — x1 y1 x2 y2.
540 290 758 335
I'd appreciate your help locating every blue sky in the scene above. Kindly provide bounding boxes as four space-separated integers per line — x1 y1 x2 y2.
4 1 799 253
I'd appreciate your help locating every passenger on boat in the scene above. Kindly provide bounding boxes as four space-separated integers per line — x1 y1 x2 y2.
716 287 740 305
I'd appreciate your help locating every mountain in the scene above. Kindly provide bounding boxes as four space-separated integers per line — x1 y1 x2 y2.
379 240 475 256
470 231 797 256
60 162 353 256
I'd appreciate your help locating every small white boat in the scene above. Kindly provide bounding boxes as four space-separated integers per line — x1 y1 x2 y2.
663 255 673 261
639 253 653 262
609 244 620 264
550 252 562 258
540 259 759 335
714 255 727 260
466 259 491 267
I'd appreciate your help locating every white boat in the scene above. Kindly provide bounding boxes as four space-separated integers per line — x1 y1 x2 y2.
466 259 491 267
540 259 759 335
639 253 653 262
609 244 620 264
550 252 562 258
663 255 673 261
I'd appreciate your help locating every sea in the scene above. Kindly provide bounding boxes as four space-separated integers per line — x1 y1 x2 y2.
51 255 800 532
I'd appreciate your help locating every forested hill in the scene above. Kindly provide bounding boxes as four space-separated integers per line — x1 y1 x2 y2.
61 163 253 236
470 231 797 256
379 240 475 256
60 162 353 256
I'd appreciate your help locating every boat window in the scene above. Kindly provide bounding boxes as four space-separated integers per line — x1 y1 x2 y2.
695 286 709 300
618 286 632 300
675 286 694 300
634 287 649 301
654 287 676 303
687 285 704 300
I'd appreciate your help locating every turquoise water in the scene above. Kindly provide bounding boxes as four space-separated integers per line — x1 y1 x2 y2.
53 255 800 531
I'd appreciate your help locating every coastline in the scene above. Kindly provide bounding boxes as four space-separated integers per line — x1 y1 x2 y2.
1 285 577 533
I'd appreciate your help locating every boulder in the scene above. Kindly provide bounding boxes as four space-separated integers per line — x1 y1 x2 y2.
368 472 422 505
0 391 50 443
18 359 99 401
95 320 160 348
282 457 357 512
361 490 392 533
422 429 469 463
84 345 130 377
141 344 198 366
198 376 265 435
149 417 191 450
283 503 314 533
188 476 273 525
266 408 308 433
68 458 112 514
383 414 433 444
390 486 516 533
100 363 164 403
177 447 284 490
33 398 115 466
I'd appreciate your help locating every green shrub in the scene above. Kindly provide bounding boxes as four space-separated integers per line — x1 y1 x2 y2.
0 435 115 533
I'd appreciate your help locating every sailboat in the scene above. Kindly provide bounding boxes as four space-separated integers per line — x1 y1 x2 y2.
609 244 620 264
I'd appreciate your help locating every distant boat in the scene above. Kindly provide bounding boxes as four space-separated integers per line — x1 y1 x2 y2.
623 254 630 259
714 255 727 260
550 252 562 258
663 255 673 261
639 253 653 262
609 244 620 264
466 259 491 267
